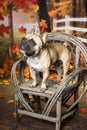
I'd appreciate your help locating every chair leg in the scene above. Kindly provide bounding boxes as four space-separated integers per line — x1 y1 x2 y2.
56 96 62 130
74 91 78 116
15 94 20 122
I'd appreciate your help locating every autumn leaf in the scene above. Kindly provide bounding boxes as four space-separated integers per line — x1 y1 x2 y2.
40 19 48 33
18 26 26 34
3 80 10 85
49 0 72 18
11 44 21 57
7 57 14 65
0 92 4 98
31 4 39 12
11 44 16 53
48 73 58 80
30 15 34 18
80 52 86 62
0 57 14 78
0 13 4 20
14 0 37 12
29 0 37 5
48 8 58 18
81 108 87 113
13 111 23 118
6 99 15 104
0 81 3 85
0 24 9 37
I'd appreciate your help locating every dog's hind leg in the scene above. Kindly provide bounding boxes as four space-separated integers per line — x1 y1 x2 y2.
54 64 63 83
54 60 63 83
62 60 70 80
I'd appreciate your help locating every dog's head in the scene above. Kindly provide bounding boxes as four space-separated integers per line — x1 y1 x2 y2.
20 29 48 57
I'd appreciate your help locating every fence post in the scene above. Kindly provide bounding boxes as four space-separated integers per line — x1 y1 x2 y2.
53 19 57 31
35 22 40 34
65 15 70 34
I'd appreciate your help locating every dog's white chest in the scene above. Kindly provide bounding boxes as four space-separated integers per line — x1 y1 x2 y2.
27 57 45 71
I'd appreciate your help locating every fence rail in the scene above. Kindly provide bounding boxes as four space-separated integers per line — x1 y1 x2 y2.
53 16 87 43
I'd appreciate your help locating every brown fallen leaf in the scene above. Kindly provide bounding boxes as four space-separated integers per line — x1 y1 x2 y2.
0 92 4 98
6 99 15 104
0 81 3 85
13 112 16 118
13 112 23 118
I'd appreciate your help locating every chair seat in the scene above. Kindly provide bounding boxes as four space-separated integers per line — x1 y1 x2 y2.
20 80 58 97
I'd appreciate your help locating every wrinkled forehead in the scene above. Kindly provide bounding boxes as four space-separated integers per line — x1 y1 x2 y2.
25 34 42 45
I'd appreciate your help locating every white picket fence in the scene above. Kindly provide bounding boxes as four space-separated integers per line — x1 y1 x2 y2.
53 15 87 43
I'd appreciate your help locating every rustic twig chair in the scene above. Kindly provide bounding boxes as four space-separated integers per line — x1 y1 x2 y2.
11 32 87 130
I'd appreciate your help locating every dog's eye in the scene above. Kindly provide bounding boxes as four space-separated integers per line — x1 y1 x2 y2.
21 37 27 44
28 39 36 47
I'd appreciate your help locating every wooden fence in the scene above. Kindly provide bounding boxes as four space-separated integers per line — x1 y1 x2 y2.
53 15 87 43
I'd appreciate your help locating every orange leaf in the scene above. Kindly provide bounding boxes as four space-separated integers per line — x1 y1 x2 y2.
18 26 26 34
11 45 16 53
13 111 23 118
31 4 39 12
6 99 15 104
30 15 34 18
40 19 48 33
3 80 10 85
48 73 58 80
13 112 16 118
0 81 3 85
48 9 58 18
0 69 4 74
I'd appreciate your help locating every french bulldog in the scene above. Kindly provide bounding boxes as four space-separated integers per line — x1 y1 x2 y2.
20 29 71 92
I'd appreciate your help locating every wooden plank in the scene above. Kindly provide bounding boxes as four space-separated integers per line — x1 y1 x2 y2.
20 80 58 95
18 109 56 123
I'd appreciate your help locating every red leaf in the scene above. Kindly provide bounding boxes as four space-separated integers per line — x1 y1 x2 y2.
40 19 48 33
18 26 26 34
11 45 16 53
30 15 34 18
0 24 9 37
81 108 87 113
0 13 4 20
14 0 37 12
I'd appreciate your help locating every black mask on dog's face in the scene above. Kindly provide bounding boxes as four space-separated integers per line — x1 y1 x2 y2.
20 37 36 57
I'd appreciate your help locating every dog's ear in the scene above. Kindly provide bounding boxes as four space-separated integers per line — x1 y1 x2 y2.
25 29 35 39
30 29 35 34
41 32 48 44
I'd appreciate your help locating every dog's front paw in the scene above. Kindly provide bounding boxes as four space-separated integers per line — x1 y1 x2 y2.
40 88 46 93
40 84 47 92
29 81 37 88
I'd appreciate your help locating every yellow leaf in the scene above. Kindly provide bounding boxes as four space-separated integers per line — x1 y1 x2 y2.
0 69 4 74
13 112 16 118
29 95 33 99
3 80 10 85
13 112 23 118
32 5 39 12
